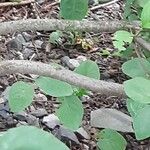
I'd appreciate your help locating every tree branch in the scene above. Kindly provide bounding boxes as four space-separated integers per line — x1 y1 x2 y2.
0 0 35 7
134 37 150 52
0 60 125 98
0 19 140 35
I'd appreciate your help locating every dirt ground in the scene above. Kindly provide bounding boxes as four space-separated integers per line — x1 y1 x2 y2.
0 0 150 149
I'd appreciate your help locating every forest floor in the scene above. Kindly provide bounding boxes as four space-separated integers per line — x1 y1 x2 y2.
0 0 149 149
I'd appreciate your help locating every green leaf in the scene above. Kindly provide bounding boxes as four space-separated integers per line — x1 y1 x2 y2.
113 41 126 51
119 47 134 58
49 31 63 44
9 81 34 112
74 60 100 93
133 105 150 140
124 77 150 103
123 0 135 19
113 30 133 43
127 98 147 117
35 77 73 97
56 95 84 130
97 129 127 150
128 13 139 21
60 0 88 20
0 126 69 150
112 30 133 51
122 58 150 78
100 49 111 57
141 1 150 28
74 60 100 79
74 88 87 97
136 0 148 7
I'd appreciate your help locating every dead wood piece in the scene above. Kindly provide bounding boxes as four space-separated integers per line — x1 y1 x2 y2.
0 19 140 36
0 0 35 7
0 60 125 98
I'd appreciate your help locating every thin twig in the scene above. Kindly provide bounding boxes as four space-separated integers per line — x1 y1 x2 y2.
134 37 150 52
42 1 59 10
0 60 125 98
16 73 34 81
90 0 120 11
0 0 35 7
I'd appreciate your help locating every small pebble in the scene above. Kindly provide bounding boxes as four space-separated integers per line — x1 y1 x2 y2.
30 108 48 117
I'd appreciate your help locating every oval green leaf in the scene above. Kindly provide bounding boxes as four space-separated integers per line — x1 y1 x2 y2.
97 129 127 150
124 77 150 103
122 58 150 78
127 98 147 117
141 1 150 29
112 30 133 51
74 60 100 79
35 77 73 97
113 41 126 51
113 30 133 43
49 31 63 44
0 126 69 150
133 105 150 140
9 81 34 112
56 95 84 130
60 0 88 20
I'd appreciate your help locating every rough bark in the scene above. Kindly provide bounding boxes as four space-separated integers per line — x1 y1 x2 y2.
0 60 125 98
0 19 140 35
